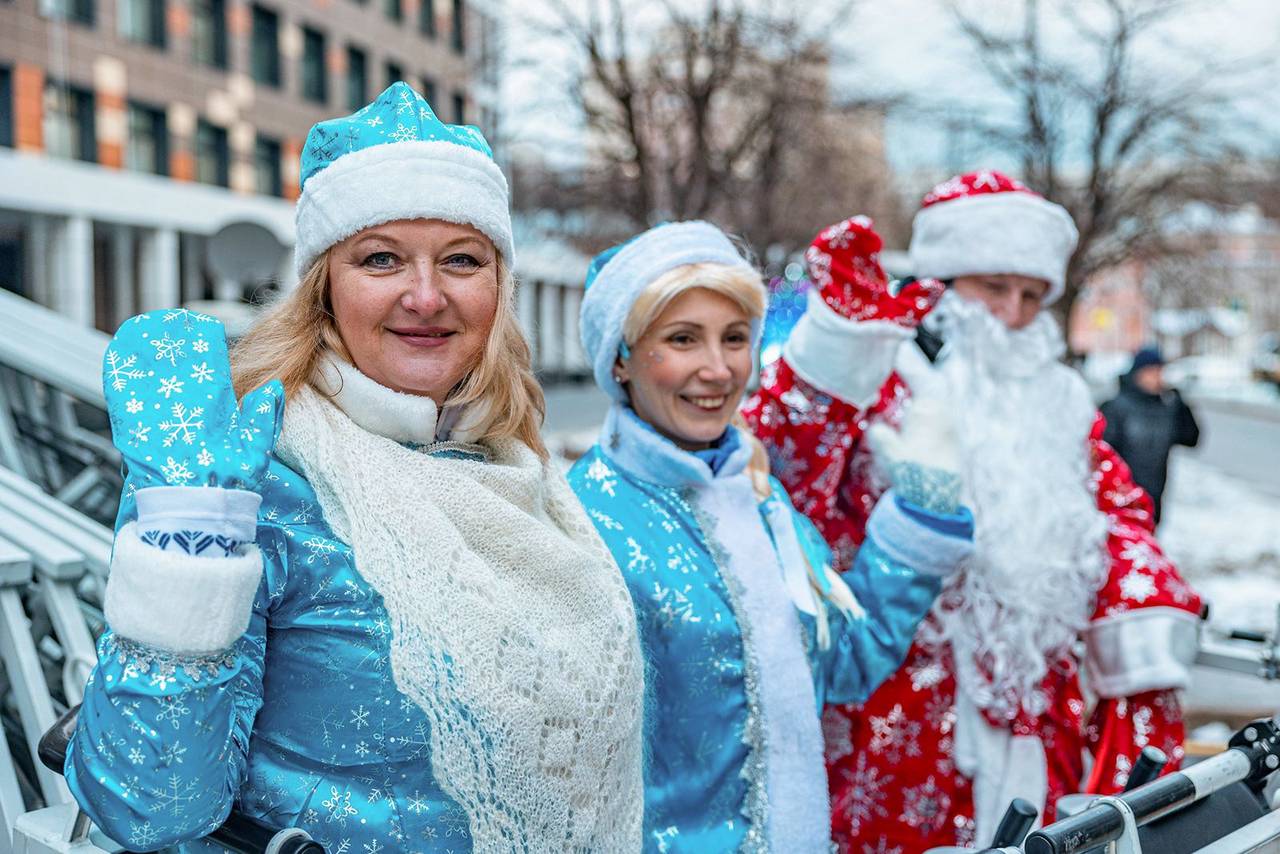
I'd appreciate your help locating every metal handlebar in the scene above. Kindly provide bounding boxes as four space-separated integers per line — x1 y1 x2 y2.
38 705 325 854
1024 717 1280 854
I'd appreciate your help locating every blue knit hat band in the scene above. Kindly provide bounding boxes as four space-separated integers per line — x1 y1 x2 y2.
579 221 760 403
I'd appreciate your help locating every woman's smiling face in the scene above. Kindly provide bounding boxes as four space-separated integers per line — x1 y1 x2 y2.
618 287 753 450
328 218 499 402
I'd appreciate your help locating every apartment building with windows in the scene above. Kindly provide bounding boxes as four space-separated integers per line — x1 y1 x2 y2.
0 0 502 331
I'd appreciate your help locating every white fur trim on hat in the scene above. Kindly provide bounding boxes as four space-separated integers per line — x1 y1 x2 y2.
294 140 513 278
105 522 263 655
909 192 1078 305
579 221 760 403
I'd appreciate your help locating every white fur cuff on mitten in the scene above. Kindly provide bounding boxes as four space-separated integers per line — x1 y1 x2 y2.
105 521 263 656
783 290 913 408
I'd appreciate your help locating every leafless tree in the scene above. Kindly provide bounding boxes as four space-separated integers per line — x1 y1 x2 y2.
945 0 1260 323
522 0 905 265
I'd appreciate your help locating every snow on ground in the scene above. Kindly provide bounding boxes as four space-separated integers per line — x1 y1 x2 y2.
1160 454 1280 634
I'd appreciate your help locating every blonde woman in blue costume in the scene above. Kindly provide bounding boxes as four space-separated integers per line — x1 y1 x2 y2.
64 83 645 853
568 221 977 853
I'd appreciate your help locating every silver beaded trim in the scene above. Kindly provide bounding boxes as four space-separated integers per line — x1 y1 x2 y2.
105 633 238 684
684 488 770 854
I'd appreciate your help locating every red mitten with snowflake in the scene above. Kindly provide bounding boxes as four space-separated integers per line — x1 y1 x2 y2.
805 216 944 326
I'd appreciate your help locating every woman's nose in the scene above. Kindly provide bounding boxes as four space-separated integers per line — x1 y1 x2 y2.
400 265 448 314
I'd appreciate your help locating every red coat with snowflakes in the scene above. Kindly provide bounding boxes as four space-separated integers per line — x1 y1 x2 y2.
741 217 1202 852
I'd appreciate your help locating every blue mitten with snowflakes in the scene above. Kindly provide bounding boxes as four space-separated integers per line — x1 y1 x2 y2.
103 308 284 555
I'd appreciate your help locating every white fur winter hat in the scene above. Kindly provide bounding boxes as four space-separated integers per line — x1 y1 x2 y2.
293 82 513 278
908 170 1078 305
579 221 760 403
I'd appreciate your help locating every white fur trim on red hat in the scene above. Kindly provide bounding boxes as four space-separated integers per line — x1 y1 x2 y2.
908 191 1079 305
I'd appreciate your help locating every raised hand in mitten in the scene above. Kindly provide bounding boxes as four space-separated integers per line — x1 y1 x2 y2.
866 394 963 515
806 215 944 326
104 309 283 492
103 309 283 555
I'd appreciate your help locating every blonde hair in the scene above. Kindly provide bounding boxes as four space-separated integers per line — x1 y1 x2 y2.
231 250 548 459
621 262 767 347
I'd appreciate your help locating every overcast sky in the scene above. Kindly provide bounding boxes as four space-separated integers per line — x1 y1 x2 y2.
500 0 1280 177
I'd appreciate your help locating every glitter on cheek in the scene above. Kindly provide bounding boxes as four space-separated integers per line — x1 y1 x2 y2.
646 349 665 364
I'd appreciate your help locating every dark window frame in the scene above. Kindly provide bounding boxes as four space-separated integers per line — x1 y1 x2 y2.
301 26 328 104
345 45 367 111
385 60 403 90
450 0 464 53
191 0 228 68
382 0 401 23
43 81 97 163
0 67 12 149
420 76 437 109
39 0 95 27
418 0 434 38
119 0 166 48
125 100 168 175
195 119 230 187
451 91 465 124
254 134 282 197
250 4 282 88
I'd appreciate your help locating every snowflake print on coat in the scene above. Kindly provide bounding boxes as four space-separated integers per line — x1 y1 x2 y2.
742 216 1202 851
68 309 479 853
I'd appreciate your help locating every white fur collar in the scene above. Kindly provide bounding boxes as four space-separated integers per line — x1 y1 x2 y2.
312 354 481 445
599 403 753 488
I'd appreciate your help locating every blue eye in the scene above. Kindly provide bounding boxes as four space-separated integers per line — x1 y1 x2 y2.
445 254 481 269
363 251 397 269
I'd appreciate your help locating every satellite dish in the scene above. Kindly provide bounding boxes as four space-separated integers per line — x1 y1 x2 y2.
206 221 287 282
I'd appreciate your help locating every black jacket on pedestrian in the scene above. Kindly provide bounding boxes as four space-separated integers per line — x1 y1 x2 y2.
1100 373 1200 524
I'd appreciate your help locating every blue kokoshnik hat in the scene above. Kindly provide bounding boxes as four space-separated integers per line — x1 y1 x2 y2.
293 82 513 278
579 221 762 403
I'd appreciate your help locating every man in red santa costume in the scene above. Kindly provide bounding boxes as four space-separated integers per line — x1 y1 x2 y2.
742 171 1203 852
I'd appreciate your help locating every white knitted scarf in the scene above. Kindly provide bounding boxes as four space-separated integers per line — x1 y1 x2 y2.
276 385 645 853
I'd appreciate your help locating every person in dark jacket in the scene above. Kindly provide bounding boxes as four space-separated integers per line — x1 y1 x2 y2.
1101 347 1200 524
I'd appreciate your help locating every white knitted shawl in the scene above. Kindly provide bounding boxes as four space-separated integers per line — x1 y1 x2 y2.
276 385 645 853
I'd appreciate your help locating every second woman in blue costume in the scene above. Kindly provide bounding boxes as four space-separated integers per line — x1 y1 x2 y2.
570 221 978 853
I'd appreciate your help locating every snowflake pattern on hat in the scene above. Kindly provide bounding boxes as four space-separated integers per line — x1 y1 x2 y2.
921 170 1038 207
300 82 492 190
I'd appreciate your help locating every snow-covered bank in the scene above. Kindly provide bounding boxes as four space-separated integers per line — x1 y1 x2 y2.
1161 454 1280 634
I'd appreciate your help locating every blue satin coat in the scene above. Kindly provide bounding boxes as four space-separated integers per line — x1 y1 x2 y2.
66 453 476 853
567 405 973 853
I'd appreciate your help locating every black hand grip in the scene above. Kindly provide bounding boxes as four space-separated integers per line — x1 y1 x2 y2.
208 812 325 854
1229 629 1269 643
990 797 1038 846
1123 746 1168 792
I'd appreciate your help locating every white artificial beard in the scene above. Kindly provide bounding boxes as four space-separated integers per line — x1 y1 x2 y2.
916 292 1109 720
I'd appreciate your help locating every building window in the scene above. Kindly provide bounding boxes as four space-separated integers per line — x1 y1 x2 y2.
418 0 434 37
451 92 464 124
191 0 227 68
382 0 400 23
254 135 282 196
38 0 94 26
421 76 437 109
385 61 403 89
346 46 367 111
301 27 328 104
43 82 96 162
0 67 11 148
118 0 165 47
125 102 167 175
450 0 464 53
251 5 281 87
195 120 229 187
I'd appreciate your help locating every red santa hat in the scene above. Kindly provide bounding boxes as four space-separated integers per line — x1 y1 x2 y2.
908 170 1079 305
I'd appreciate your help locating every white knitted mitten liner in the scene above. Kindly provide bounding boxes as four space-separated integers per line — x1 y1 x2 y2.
276 387 645 853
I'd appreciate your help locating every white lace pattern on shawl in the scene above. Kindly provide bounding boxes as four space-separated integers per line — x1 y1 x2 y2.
276 386 645 853
914 293 1109 720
